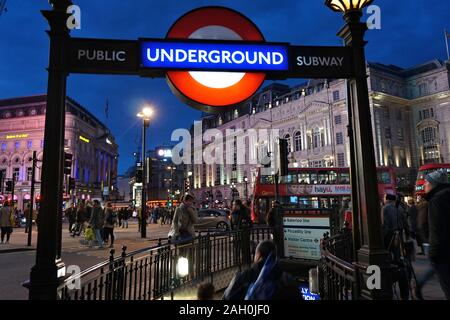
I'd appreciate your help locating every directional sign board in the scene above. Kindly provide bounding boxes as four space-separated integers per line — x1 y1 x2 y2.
282 209 330 260
67 38 139 75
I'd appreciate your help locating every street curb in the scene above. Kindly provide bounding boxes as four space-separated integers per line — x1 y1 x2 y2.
0 248 36 254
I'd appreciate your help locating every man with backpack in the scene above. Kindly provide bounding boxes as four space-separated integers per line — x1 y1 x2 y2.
223 240 301 300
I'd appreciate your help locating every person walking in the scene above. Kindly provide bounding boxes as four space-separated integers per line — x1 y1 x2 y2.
423 169 450 299
122 207 130 229
231 199 244 230
382 193 410 300
89 200 105 249
223 240 301 300
66 203 77 233
73 202 87 237
168 194 198 242
266 200 280 228
0 201 13 244
103 202 116 248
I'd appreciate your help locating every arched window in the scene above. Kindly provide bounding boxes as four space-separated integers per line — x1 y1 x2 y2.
284 134 292 152
294 131 302 152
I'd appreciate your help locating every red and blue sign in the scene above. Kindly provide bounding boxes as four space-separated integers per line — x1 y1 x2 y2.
140 40 289 72
162 6 270 112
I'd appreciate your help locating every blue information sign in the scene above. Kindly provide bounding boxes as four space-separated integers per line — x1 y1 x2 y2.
140 40 289 72
299 286 321 300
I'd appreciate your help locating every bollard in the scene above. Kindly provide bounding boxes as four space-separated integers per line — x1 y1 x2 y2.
309 267 319 294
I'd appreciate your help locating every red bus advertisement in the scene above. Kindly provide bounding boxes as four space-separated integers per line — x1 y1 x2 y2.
252 166 396 224
414 163 450 198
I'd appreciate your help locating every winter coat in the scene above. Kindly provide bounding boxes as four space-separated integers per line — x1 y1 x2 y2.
416 199 429 242
168 203 198 239
223 260 301 300
89 206 105 230
103 208 116 228
382 201 407 246
424 184 450 263
0 206 12 227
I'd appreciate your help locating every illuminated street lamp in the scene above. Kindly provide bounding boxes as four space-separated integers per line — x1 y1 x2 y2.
325 0 392 299
243 177 249 201
325 0 374 14
137 105 154 238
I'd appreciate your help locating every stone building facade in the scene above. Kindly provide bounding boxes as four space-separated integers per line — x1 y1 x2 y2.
187 59 450 204
0 95 119 209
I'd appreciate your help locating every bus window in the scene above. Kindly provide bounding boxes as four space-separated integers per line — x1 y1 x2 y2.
318 171 329 184
320 198 330 208
261 175 274 184
338 173 350 184
310 173 318 184
298 173 310 184
311 197 319 209
377 171 391 184
289 196 298 204
282 174 298 184
329 171 337 184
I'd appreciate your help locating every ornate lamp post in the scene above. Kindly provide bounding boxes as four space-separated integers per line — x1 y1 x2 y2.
325 0 392 300
137 106 154 238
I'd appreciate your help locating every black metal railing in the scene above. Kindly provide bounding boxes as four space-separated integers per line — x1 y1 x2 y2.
319 228 363 300
58 226 274 300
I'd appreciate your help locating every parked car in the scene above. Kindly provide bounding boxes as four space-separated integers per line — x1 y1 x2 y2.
195 209 231 231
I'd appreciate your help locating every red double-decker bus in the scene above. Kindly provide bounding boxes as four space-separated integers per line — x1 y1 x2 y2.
251 166 396 224
414 163 450 198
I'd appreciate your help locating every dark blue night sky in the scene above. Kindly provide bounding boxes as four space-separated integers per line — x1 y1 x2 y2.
1 0 449 174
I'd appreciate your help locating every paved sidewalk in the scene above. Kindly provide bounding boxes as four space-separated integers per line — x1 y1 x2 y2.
411 254 446 300
0 220 171 259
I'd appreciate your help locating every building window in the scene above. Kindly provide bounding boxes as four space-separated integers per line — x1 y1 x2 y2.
333 91 340 101
13 168 20 182
27 140 32 149
27 167 33 181
337 153 345 167
335 115 342 125
423 109 430 119
336 132 344 145
422 127 436 143
215 165 221 185
14 141 20 150
1 142 6 151
64 139 69 147
385 127 391 139
431 108 434 117
396 110 402 121
384 108 390 119
312 128 321 149
284 134 291 152
397 128 404 141
399 149 407 167
419 111 422 120
294 132 302 152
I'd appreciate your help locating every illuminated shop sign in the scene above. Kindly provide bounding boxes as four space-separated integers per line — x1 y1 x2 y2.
141 41 289 72
157 149 173 158
6 134 29 139
79 135 90 143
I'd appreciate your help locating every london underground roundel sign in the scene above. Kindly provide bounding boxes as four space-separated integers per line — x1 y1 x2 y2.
165 7 267 112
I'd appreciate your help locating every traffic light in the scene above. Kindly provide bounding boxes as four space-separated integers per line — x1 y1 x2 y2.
64 153 73 175
277 138 289 176
135 169 143 183
5 180 13 192
68 178 75 191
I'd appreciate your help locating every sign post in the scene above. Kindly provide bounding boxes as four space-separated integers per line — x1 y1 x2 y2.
27 0 72 300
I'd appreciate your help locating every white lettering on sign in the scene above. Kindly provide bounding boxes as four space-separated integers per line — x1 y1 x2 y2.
77 50 127 62
296 56 344 67
146 49 284 66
